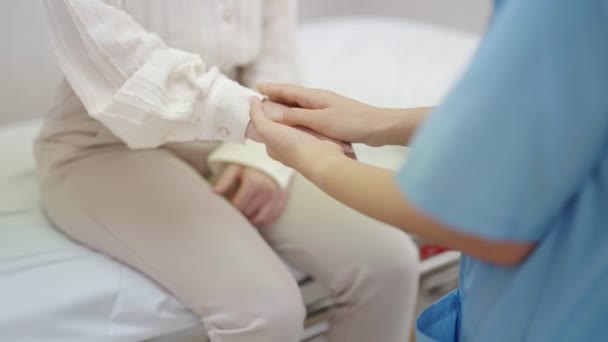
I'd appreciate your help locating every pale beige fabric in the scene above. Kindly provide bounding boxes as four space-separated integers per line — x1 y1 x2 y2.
40 0 297 186
37 141 418 342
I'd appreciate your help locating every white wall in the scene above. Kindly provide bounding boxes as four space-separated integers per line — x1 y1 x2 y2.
0 0 489 125
0 1 62 125
299 0 490 32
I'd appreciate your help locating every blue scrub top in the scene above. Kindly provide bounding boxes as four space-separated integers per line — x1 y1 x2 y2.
396 0 608 341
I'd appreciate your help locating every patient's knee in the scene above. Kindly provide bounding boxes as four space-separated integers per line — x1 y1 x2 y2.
255 291 306 341
371 234 419 292
334 232 419 305
202 280 306 341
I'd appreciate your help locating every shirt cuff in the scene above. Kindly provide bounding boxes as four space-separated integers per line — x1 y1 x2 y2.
197 72 265 144
207 140 295 189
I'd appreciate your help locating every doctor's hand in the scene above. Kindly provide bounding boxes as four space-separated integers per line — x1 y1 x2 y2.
245 100 287 142
257 83 385 145
214 163 289 227
249 98 346 175
258 83 429 147
246 99 356 157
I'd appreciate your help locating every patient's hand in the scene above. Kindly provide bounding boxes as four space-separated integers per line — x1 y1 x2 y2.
262 100 289 121
214 163 288 227
246 100 284 142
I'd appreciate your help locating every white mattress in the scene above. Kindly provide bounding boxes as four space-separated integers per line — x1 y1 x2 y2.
0 120 202 341
0 18 477 342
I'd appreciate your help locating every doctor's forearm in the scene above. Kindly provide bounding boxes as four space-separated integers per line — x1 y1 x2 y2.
303 153 534 266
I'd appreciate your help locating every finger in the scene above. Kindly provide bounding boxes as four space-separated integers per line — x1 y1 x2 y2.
281 107 327 131
283 109 355 150
253 190 288 227
343 142 355 154
213 164 242 195
257 83 327 109
295 125 349 152
250 98 282 140
243 192 268 218
245 121 262 142
251 205 272 227
250 97 269 129
261 100 288 122
252 98 301 139
251 199 277 227
231 181 256 212
345 149 358 160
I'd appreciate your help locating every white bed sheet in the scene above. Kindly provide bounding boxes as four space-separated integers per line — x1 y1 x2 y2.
0 120 203 342
0 18 477 342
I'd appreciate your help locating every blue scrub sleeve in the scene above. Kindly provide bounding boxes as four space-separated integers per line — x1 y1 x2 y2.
397 0 608 242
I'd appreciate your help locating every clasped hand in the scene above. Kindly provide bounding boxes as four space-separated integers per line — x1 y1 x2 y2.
222 90 364 228
245 84 394 171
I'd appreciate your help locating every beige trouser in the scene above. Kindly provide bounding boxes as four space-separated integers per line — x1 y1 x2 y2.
34 94 418 341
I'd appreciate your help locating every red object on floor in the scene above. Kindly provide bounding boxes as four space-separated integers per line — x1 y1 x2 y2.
420 244 449 260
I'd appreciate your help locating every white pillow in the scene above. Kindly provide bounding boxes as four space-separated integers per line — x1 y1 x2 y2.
298 17 478 107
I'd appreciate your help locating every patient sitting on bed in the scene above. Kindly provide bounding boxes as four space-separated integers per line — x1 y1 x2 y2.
34 1 418 341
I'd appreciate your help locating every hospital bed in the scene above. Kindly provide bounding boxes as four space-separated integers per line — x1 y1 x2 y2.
0 10 478 342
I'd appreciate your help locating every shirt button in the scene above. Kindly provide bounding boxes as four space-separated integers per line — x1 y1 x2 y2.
218 126 230 138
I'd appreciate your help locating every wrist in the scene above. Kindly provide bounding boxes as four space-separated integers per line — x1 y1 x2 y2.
297 144 347 187
366 107 401 146
369 107 429 146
